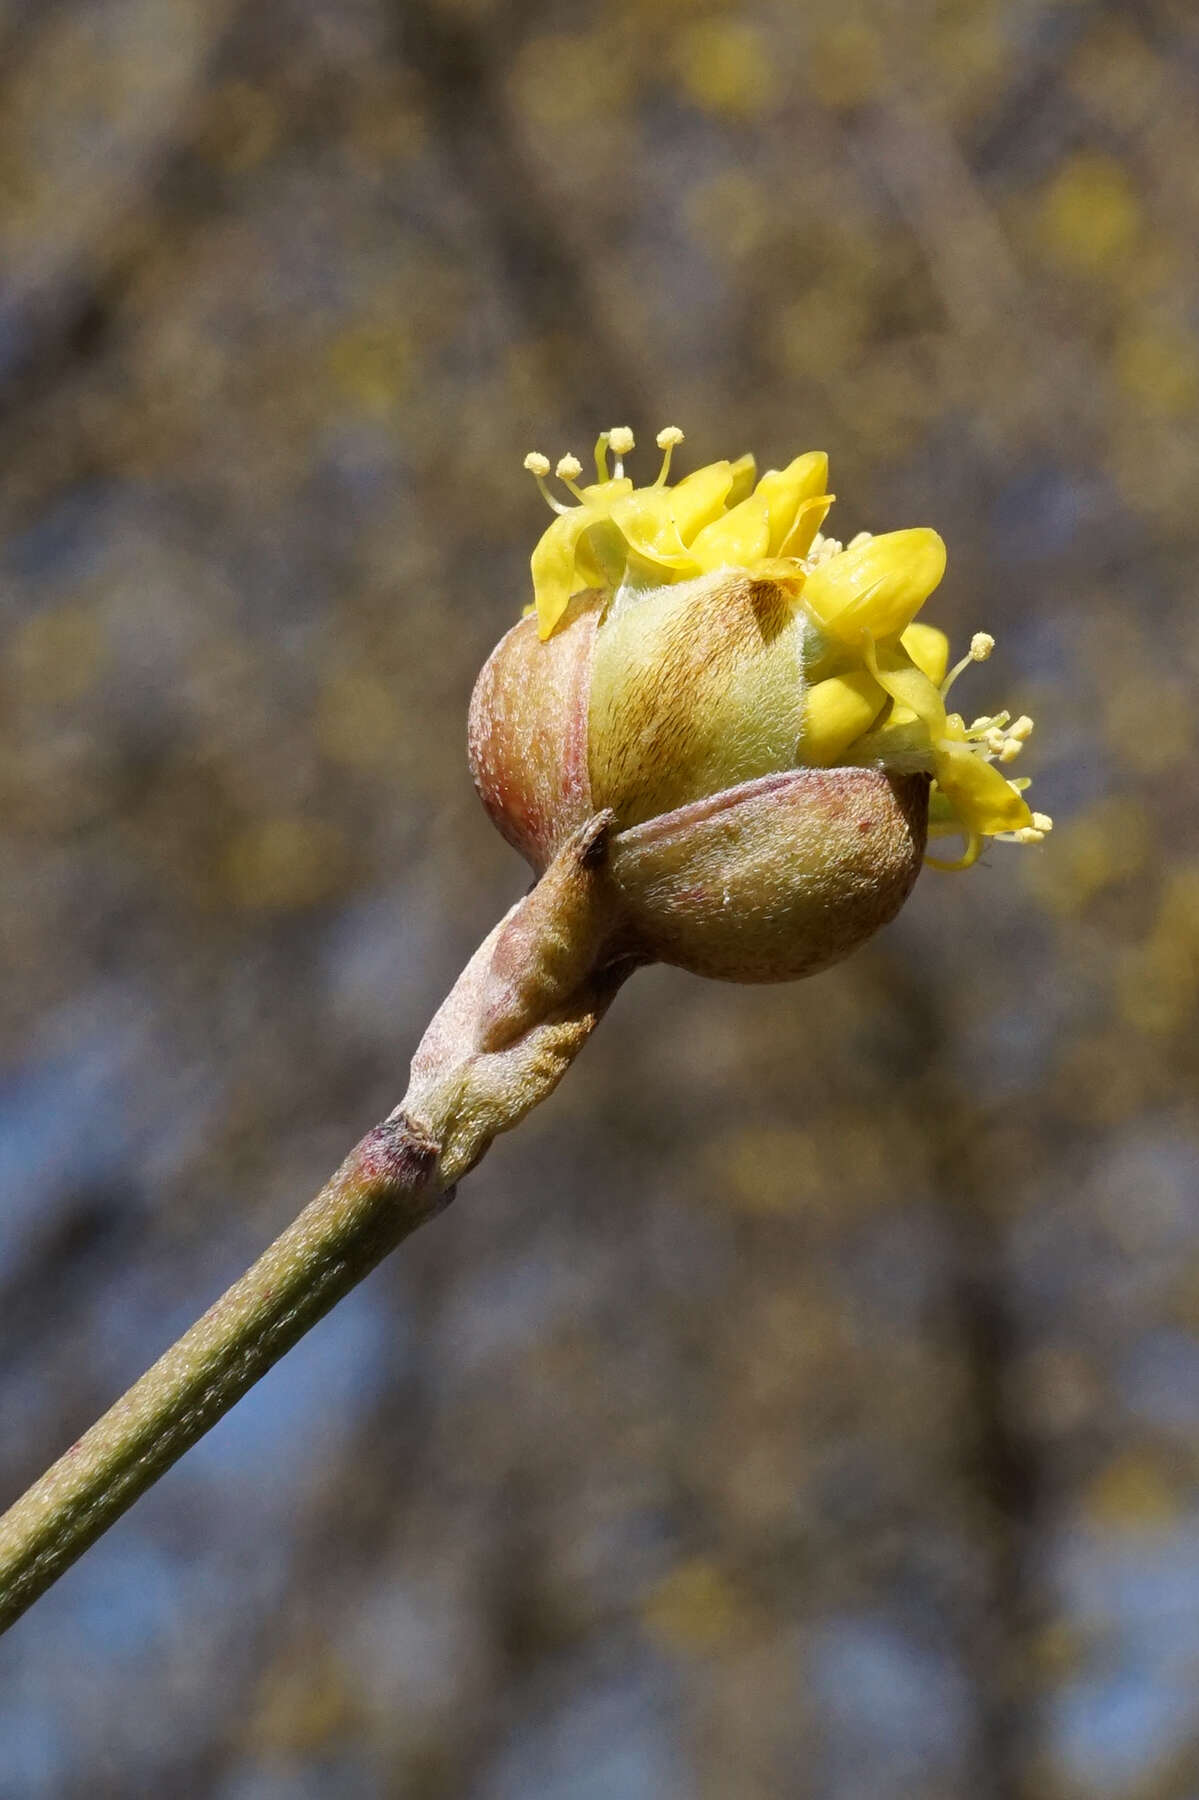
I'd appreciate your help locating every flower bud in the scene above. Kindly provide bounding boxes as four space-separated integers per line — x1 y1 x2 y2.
468 430 1051 981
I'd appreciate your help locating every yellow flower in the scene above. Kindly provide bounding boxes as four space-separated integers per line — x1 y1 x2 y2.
521 430 1050 867
524 428 829 638
857 633 1049 867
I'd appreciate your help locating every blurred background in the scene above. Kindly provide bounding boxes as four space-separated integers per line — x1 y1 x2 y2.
1 0 1197 1795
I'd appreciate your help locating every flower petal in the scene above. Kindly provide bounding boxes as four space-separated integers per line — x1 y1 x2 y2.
611 488 695 570
753 452 829 555
900 621 950 687
933 743 1033 836
864 636 949 742
802 529 947 643
579 476 633 505
669 460 736 542
803 669 887 766
531 507 604 638
573 518 631 592
688 496 772 572
726 452 758 506
778 493 834 561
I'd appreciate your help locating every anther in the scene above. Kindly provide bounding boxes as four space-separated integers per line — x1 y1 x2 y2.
806 534 844 567
608 427 635 456
523 452 550 477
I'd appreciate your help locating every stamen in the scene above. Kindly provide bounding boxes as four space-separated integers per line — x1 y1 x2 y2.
654 425 685 486
847 531 874 550
605 425 634 481
524 450 570 514
959 704 1033 766
805 533 844 568
555 453 586 500
927 832 985 871
990 807 1047 845
942 630 997 698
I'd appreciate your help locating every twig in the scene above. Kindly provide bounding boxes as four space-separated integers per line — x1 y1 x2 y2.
0 817 630 1635
0 1113 445 1634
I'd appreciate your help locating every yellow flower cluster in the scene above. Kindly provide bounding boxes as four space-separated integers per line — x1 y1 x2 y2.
522 429 1050 866
523 427 833 635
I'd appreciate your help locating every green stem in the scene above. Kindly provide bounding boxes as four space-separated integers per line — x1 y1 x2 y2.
0 1111 448 1636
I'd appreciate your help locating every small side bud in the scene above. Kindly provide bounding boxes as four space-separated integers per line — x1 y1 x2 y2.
478 813 619 1050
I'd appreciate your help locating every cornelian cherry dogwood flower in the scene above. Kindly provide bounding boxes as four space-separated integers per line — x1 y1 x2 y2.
517 427 1049 871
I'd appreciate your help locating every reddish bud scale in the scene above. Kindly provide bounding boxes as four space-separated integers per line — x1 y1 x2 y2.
468 592 601 873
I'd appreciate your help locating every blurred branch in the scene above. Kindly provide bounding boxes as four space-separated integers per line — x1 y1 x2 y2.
393 0 649 421
0 1186 143 1371
970 0 1115 176
949 1208 1043 1799
0 0 246 431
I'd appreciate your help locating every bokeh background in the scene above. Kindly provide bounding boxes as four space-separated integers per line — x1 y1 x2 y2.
2 0 1197 1794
